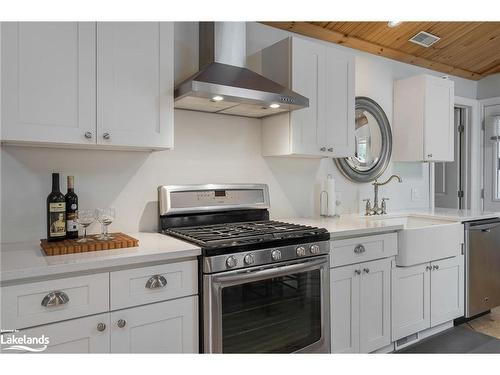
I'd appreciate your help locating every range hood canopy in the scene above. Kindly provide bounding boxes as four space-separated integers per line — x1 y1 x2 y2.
174 22 309 119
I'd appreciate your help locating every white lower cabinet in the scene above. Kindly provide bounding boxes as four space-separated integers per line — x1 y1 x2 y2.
12 313 111 353
392 255 464 341
331 257 391 353
110 296 198 353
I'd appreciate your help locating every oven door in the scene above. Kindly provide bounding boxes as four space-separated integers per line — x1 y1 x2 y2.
203 256 330 353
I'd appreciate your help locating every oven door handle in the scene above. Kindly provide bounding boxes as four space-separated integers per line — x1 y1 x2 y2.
211 257 329 286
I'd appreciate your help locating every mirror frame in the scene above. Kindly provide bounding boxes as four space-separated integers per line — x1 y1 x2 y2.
335 96 392 183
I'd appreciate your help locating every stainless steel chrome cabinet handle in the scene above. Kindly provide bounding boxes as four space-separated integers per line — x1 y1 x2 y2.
41 291 69 307
363 268 370 274
327 147 334 152
84 131 93 139
320 147 326 152
354 269 361 275
103 133 111 140
97 323 106 332
354 244 366 254
117 319 126 328
145 275 167 289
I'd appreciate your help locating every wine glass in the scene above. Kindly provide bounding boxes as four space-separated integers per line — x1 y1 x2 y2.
96 208 115 240
76 209 96 243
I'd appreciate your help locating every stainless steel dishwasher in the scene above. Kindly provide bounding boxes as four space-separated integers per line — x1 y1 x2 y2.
465 218 500 318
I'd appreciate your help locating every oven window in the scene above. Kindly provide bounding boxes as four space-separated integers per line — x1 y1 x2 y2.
221 269 322 353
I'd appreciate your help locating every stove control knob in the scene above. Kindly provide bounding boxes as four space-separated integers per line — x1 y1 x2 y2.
310 244 320 254
244 254 255 265
271 250 282 261
226 256 238 269
296 246 306 257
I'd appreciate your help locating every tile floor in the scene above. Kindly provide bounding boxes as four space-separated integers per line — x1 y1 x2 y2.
462 306 500 339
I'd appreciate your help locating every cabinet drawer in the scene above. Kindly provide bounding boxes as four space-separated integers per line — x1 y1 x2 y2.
110 260 197 310
330 233 397 268
1 273 109 330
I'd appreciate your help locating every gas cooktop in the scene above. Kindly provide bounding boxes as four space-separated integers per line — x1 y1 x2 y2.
163 220 329 254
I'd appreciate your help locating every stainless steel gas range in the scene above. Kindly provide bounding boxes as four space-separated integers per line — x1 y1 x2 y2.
158 184 331 353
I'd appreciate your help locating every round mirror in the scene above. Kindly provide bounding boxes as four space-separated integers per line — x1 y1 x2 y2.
335 97 392 183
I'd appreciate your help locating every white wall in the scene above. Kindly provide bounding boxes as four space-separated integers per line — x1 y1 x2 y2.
0 22 479 243
477 73 500 99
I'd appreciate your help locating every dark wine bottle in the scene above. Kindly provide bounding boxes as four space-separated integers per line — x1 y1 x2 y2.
47 173 66 241
65 176 79 239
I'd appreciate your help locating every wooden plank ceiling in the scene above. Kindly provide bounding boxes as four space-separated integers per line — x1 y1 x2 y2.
262 22 500 80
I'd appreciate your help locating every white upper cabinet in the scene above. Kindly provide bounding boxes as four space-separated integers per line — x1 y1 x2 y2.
393 74 454 162
97 22 173 149
1 22 96 145
260 37 354 158
1 22 174 150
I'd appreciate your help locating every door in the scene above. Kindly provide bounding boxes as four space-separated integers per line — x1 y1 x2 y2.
97 22 173 149
359 258 391 353
1 314 110 353
392 263 430 341
483 104 500 211
110 296 198 353
324 47 355 157
330 263 360 353
290 37 325 156
430 256 464 325
1 22 96 144
435 107 469 209
205 257 330 353
424 77 454 161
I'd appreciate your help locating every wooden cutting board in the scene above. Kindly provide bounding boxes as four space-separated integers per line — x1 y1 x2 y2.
40 233 139 256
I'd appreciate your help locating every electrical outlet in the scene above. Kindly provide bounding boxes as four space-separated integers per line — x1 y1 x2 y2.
411 187 422 201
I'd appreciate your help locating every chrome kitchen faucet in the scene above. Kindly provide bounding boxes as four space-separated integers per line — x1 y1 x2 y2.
363 175 403 216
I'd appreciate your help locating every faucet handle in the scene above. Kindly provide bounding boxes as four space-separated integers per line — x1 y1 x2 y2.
381 198 390 214
363 199 372 216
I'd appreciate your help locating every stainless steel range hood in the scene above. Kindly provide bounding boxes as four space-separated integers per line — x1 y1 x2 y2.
174 22 309 119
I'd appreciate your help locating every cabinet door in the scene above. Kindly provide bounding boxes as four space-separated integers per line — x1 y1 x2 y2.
1 314 110 353
97 22 173 149
330 264 360 353
290 37 325 156
359 258 391 353
324 47 355 157
110 296 198 353
1 22 95 144
392 263 430 341
430 256 464 326
424 77 454 161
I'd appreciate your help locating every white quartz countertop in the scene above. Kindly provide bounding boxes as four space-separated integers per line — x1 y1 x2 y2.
278 208 499 238
387 208 500 222
278 215 405 239
0 232 200 284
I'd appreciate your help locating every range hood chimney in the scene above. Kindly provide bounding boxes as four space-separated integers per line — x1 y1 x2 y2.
174 22 309 118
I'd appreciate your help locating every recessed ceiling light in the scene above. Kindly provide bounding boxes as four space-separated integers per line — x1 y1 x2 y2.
211 95 224 102
388 21 402 28
269 103 280 109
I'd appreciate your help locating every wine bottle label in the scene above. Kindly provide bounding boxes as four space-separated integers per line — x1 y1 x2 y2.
49 203 66 237
67 212 78 232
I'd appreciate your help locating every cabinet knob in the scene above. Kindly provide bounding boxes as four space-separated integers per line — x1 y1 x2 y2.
427 153 433 158
432 265 439 270
327 147 334 152
354 244 366 254
363 268 370 274
320 147 326 152
354 269 361 275
117 319 126 328
84 131 93 139
103 133 111 140
97 323 106 332
426 265 432 271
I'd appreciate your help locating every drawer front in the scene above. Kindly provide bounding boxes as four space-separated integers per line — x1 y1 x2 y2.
1 273 109 330
110 260 198 310
330 233 397 268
